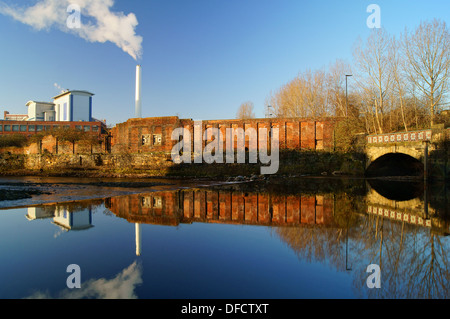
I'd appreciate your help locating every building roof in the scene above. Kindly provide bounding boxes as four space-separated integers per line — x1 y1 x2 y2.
5 113 27 117
53 90 94 100
25 101 55 107
4 114 28 120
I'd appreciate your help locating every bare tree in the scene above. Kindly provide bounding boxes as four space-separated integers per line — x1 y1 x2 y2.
303 69 330 117
403 19 450 127
353 28 393 134
390 36 409 132
268 76 306 118
236 101 256 119
267 69 330 119
327 59 353 117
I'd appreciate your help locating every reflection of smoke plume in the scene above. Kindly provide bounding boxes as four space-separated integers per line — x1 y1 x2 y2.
26 261 143 299
0 0 143 60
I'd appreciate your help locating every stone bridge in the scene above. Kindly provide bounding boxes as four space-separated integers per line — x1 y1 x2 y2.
365 128 449 179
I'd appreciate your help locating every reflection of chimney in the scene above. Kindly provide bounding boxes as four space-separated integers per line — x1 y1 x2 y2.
135 223 141 256
135 65 142 118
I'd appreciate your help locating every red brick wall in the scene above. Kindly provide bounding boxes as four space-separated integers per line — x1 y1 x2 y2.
0 134 107 155
0 120 105 137
0 120 108 155
111 117 181 153
110 116 337 154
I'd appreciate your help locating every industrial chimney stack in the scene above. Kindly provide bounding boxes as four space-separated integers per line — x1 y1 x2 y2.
135 65 142 118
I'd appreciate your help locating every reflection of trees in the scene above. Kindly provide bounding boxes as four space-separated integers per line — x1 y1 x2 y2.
353 214 449 299
275 194 449 299
352 216 413 299
276 226 346 269
276 194 363 272
406 233 449 298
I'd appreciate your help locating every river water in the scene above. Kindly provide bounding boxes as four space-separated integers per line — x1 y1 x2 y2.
0 176 448 299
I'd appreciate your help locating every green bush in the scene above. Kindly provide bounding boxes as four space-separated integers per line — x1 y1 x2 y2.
334 117 367 152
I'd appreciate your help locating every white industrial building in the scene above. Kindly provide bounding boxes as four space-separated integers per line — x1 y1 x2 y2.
53 90 94 122
15 90 94 122
25 101 57 121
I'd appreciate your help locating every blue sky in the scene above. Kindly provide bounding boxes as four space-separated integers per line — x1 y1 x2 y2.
0 0 449 126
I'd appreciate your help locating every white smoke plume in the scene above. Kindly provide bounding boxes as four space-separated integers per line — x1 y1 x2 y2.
0 0 143 60
54 82 63 91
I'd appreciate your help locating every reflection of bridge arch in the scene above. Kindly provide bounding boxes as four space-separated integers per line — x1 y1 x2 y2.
366 183 450 236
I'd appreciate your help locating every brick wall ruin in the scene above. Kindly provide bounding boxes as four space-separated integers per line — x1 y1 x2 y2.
110 116 337 154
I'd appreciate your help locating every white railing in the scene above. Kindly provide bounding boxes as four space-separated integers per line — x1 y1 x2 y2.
367 130 432 144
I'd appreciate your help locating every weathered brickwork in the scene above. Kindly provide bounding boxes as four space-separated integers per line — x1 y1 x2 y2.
22 153 175 170
110 116 338 154
1 116 337 156
106 189 335 227
2 135 108 155
0 120 105 137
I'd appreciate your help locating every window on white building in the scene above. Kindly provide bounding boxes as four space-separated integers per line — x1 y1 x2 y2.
63 103 68 121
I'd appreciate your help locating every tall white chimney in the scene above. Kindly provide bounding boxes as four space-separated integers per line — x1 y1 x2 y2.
135 64 142 118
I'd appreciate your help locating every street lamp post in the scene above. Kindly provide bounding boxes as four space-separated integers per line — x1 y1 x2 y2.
345 75 352 117
346 219 352 271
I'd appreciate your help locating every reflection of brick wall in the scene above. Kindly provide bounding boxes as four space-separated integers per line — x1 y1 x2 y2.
107 189 335 227
106 192 181 226
110 116 338 154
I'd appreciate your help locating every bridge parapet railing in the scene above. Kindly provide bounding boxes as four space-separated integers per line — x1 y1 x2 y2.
367 129 432 145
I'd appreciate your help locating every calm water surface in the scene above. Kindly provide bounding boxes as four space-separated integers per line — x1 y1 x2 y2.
0 178 448 299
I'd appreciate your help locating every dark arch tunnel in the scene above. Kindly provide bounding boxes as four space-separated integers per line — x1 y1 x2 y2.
366 153 424 178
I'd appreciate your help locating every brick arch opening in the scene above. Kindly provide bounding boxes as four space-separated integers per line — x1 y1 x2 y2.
366 153 424 178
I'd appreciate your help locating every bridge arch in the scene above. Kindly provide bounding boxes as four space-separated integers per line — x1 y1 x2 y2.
365 152 424 178
365 144 425 166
